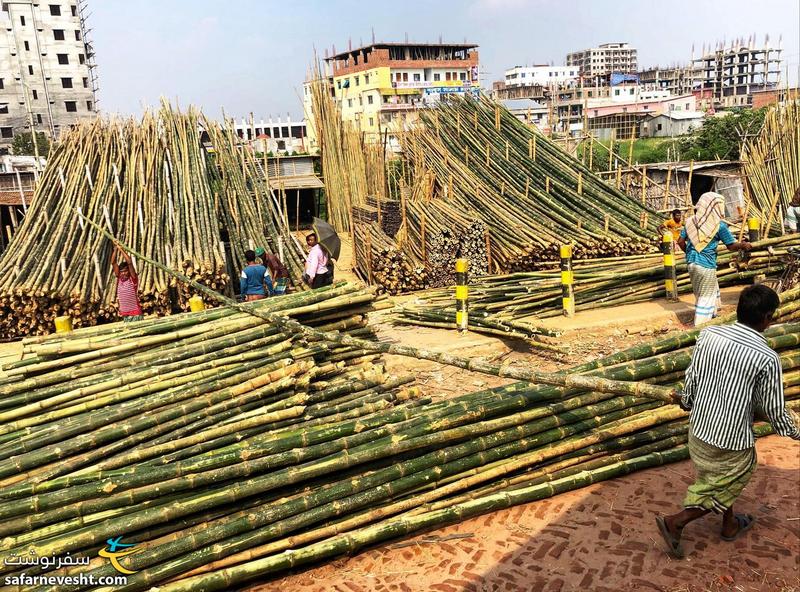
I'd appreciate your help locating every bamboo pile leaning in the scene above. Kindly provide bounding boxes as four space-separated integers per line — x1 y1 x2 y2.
0 102 303 338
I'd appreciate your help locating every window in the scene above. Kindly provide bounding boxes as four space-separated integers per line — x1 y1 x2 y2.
64 100 77 112
0 105 7 114
32 89 37 100
24 40 30 51
57 53 69 65
459 72 466 81
614 89 620 96
82 77 88 88
71 5 77 16
445 72 451 81
61 77 72 88
36 113 42 124
368 117 374 126
74 30 80 41
0 79 4 89
86 100 92 110
657 123 663 131
78 54 85 65
336 80 341 90
413 73 420 82
433 73 440 81
19 15 25 26
281 126 289 137
1 127 12 138
49 4 61 16
367 95 373 105
347 99 353 108
27 65 33 75
354 76 359 86
685 103 690 110
358 96 362 106
53 29 65 41
402 72 408 82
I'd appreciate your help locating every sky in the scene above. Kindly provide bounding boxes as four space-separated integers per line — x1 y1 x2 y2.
90 0 800 121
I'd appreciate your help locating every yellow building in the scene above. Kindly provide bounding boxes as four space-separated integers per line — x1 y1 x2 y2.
319 42 480 148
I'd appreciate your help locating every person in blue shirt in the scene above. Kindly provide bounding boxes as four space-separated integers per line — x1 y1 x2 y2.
677 192 751 326
239 249 272 301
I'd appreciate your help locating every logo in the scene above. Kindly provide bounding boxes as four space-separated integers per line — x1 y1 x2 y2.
98 537 141 575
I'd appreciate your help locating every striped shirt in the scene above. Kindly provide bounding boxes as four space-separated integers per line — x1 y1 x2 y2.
681 323 800 450
117 277 142 316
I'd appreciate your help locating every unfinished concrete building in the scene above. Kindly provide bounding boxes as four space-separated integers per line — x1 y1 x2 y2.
566 43 638 81
638 66 697 96
693 39 782 108
0 0 98 153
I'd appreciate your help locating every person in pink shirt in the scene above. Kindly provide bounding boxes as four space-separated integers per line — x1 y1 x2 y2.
303 232 333 289
111 243 144 322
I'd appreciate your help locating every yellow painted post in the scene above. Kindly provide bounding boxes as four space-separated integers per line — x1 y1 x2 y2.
560 244 575 317
747 217 760 243
455 258 469 333
662 232 678 301
189 295 205 312
54 316 73 334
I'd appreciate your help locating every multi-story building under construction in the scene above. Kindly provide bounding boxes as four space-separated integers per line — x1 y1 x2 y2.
0 0 98 153
692 40 781 108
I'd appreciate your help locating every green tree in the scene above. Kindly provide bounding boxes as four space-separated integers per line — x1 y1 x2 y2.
676 108 766 161
12 132 50 157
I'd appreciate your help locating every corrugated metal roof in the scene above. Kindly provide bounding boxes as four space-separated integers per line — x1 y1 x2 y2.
270 176 324 190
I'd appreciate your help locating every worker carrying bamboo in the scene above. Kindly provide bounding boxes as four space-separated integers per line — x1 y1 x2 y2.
656 285 800 558
256 247 290 295
111 243 143 322
303 232 333 289
239 249 272 301
677 192 752 326
659 209 684 242
786 188 800 233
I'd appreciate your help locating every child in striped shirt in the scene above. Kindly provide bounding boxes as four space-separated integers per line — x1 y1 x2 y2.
111 244 143 322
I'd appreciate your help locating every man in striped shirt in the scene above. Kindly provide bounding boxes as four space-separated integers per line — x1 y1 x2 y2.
111 244 143 322
656 285 799 558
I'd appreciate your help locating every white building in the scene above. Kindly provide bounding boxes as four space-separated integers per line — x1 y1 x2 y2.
566 42 638 79
504 65 578 88
232 116 310 155
0 1 98 152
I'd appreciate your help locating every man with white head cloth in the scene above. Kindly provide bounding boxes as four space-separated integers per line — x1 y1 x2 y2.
677 192 752 326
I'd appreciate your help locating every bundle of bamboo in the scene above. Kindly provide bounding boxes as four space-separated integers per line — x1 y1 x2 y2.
0 103 303 338
308 76 387 233
401 95 661 272
353 222 427 295
742 97 800 236
0 290 796 591
399 235 800 324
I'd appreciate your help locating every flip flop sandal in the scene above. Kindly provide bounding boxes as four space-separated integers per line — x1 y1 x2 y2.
655 516 684 558
721 514 756 542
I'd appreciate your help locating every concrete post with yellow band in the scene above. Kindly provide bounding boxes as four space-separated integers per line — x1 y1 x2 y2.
455 258 469 332
662 232 678 301
560 244 575 317
747 217 760 243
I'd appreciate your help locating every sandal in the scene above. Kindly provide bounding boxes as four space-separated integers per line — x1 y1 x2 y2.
721 514 756 542
656 516 684 558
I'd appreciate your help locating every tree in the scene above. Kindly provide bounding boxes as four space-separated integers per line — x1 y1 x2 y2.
676 108 766 161
12 132 50 157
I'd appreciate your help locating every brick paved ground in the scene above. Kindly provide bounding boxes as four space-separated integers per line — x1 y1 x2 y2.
244 436 799 592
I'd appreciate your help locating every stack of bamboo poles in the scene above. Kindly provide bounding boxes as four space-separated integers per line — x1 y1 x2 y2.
399 235 800 325
0 102 303 338
0 292 796 591
308 76 387 233
742 97 800 236
353 222 427 295
401 95 662 272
